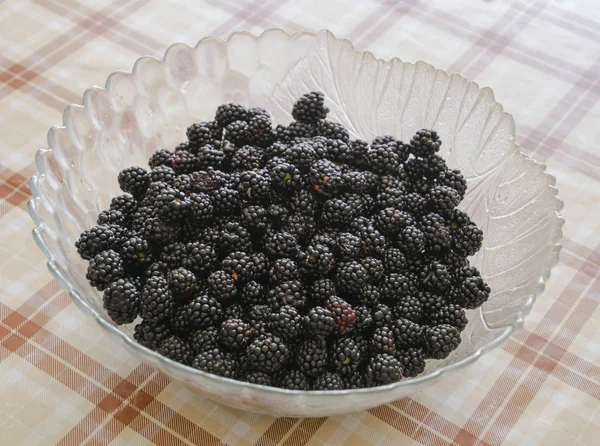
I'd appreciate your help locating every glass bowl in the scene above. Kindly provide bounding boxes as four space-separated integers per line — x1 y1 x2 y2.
28 29 564 417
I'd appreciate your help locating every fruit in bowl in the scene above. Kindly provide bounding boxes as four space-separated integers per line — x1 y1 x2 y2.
29 30 563 417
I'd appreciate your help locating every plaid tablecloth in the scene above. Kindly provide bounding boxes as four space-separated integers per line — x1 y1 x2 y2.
1 0 598 444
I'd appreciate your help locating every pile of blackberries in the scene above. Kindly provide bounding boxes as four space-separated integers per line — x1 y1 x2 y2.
76 92 491 390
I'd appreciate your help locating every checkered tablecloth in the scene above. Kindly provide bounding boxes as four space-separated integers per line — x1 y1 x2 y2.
1 0 598 444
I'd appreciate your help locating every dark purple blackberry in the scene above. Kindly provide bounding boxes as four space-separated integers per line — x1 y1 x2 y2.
245 305 272 334
296 337 328 377
186 294 222 329
102 278 140 325
154 187 189 223
311 232 337 249
172 173 193 194
134 319 170 350
172 150 200 174
159 242 186 267
263 141 289 162
251 252 270 280
326 296 356 336
243 371 272 386
220 318 253 350
190 169 229 193
157 335 192 365
240 281 265 306
396 348 426 377
187 121 220 147
247 334 290 373
140 182 169 207
392 295 423 323
355 283 381 307
401 192 428 217
309 159 343 198
407 154 447 182
335 232 362 261
379 173 404 190
144 261 168 281
225 120 249 146
427 185 460 216
366 143 401 175
440 249 469 278
360 257 384 283
247 107 270 120
140 276 173 323
292 91 328 123
167 267 198 301
229 145 262 171
316 120 349 143
358 224 388 257
437 168 467 200
170 304 190 335
267 203 289 228
215 103 248 127
149 165 176 185
304 306 335 338
221 251 254 283
335 261 368 293
450 266 490 309
192 347 237 378
188 192 214 224
419 291 446 320
398 225 426 254
264 231 299 259
308 278 336 304
448 210 483 256
236 169 271 202
76 225 117 260
424 324 461 359
419 261 451 293
268 160 302 194
384 248 406 273
282 121 317 142
321 198 355 228
348 139 369 164
372 303 393 329
374 208 414 236
325 139 350 161
222 303 245 321
149 149 174 169
217 221 252 254
369 353 402 385
120 235 153 268
298 243 335 277
354 305 374 332
288 188 319 217
419 213 450 252
312 372 344 390
270 305 302 342
109 194 138 220
86 249 125 291
96 210 125 227
269 258 300 284
182 242 216 276
342 170 367 194
213 187 241 215
392 318 423 348
330 337 361 376
379 272 416 302
372 325 396 355
429 303 468 331
373 187 405 212
241 205 269 232
118 166 150 199
409 129 441 157
189 327 219 354
276 369 310 390
283 214 317 244
284 142 316 173
345 372 367 389
267 280 306 310
197 145 225 169
247 115 274 147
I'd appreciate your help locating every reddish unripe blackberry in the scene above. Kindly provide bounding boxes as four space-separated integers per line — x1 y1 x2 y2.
326 296 356 336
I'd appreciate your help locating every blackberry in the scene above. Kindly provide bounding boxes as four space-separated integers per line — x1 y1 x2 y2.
408 154 448 182
247 334 290 373
308 279 336 304
379 272 416 301
285 143 316 173
297 337 328 377
384 248 406 273
369 353 402 385
267 204 289 228
217 221 252 254
247 107 270 120
342 171 367 194
398 225 426 254
326 296 356 336
419 291 446 319
402 192 428 217
251 252 270 279
172 173 193 194
236 169 271 202
120 235 153 268
102 278 140 325
220 318 253 350
427 185 460 216
289 188 319 216
392 295 423 323
215 103 248 127
140 182 168 208
168 267 198 301
86 250 125 291
358 224 388 257
243 371 272 386
419 261 451 292
373 188 404 212
225 120 249 145
304 306 335 338
409 129 441 157
189 327 219 354
229 145 262 171
264 231 299 259
282 121 317 142
172 150 200 174
170 304 190 335
269 258 300 284
263 141 289 161
268 160 302 193
149 149 174 169
437 168 467 200
366 143 401 175
221 251 254 282
420 213 450 252
312 372 344 390
186 294 222 329
450 266 490 309
241 205 269 231
96 210 125 227
354 305 374 332
159 242 186 267
270 305 303 342
292 91 329 123
157 335 192 365
429 303 468 331
182 242 216 276
109 194 138 219
316 120 349 143
213 187 241 215
140 276 174 322
188 192 214 224
245 305 272 334
335 261 368 293
392 318 423 348
330 337 361 376
267 280 306 310
355 283 381 307
240 281 265 305
424 324 461 359
187 121 219 147
144 261 168 281
360 257 384 283
325 139 350 161
283 214 317 243
118 166 150 198
309 159 343 198
311 232 337 249
207 270 237 301
346 372 367 389
222 303 245 321
299 243 336 278
197 145 225 169
372 326 396 355
374 208 414 236
348 139 369 164
134 319 170 350
335 232 362 260
155 187 190 223
440 249 469 278
276 369 310 390
247 115 273 147
192 347 237 378
321 198 355 227
396 348 426 378
148 166 176 187
76 225 117 260
190 169 228 193
448 211 483 256
372 303 394 328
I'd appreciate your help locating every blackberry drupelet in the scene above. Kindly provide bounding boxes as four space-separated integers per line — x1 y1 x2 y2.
372 325 396 355
186 294 222 329
369 353 402 385
120 235 153 268
102 278 140 325
140 276 174 322
247 334 290 373
157 336 192 365
330 337 361 376
304 306 336 338
316 120 350 143
450 266 490 309
267 280 306 310
312 372 345 390
424 324 461 359
276 369 310 390
220 318 253 350
396 348 426 378
392 318 423 348
292 91 329 123
86 249 124 291
118 166 150 198
326 296 356 336
296 337 328 377
76 225 117 260
270 305 303 342
409 129 441 157
243 371 272 386
215 103 248 127
269 258 300 284
168 267 198 301
149 149 174 169
134 319 170 350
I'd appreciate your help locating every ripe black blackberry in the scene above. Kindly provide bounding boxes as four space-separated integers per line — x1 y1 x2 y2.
448 210 484 256
372 326 396 355
374 187 405 212
335 261 368 293
190 168 229 192
264 231 299 259
247 334 290 373
304 306 335 338
374 208 414 236
149 149 174 169
312 372 345 390
285 142 316 173
247 115 274 147
76 225 117 260
450 266 490 309
189 327 219 354
281 121 317 142
289 188 319 216
187 121 219 147
96 210 125 227
268 160 302 194
267 280 306 310
348 139 369 165
167 267 198 301
342 170 367 194
157 336 192 365
308 278 337 304
243 371 272 386
245 305 272 335
360 257 384 283
269 258 300 284
270 305 302 342
366 143 400 175
392 318 423 348
369 353 402 385
283 213 317 244
429 303 468 331
213 187 241 215
440 249 469 278
324 139 350 161
217 221 252 254
372 303 394 329
321 198 355 228
192 347 237 378
134 319 170 350
357 223 388 257
380 272 417 301
186 293 222 329
118 166 150 199
172 150 200 174
241 205 269 232
224 120 249 146
354 305 374 333
392 295 423 323
120 235 153 268
292 91 329 123
140 276 174 323
188 192 214 224
170 304 190 335
409 129 441 157
335 232 362 261
222 303 245 321
408 154 448 182
154 187 189 223
197 145 225 169
149 165 177 185
236 169 271 203
384 248 406 273
86 249 125 291
182 242 216 276
355 283 381 307
309 159 343 198
109 193 138 218
419 291 446 319
172 173 194 195
419 261 451 293
267 203 289 228
229 145 262 171
144 261 168 281
438 168 467 200
215 103 248 127
102 278 140 325
316 120 350 143
396 348 426 378
251 252 270 280
221 251 255 282
330 337 361 376
420 212 451 252
326 296 356 336
397 225 426 254
424 324 461 359
296 337 328 377
220 318 253 351
159 242 186 267
427 185 460 217
240 281 265 306
276 369 310 390
401 192 428 217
